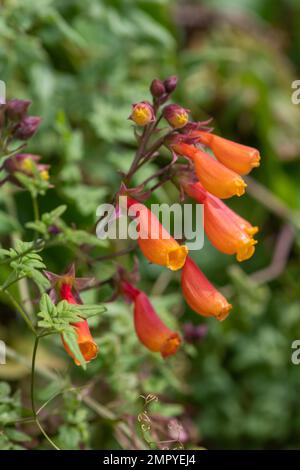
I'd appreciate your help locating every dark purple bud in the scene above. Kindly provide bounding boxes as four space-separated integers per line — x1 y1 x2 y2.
183 323 208 344
15 116 41 140
150 79 165 98
6 99 31 120
48 225 61 235
164 76 178 93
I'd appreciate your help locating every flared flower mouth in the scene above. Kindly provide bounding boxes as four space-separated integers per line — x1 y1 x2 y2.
252 152 261 167
236 238 257 262
166 245 189 271
160 333 181 358
245 226 259 236
234 178 247 196
216 302 233 322
76 339 99 365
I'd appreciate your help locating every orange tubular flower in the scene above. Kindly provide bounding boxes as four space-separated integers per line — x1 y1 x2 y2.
181 257 232 321
122 281 181 357
195 131 261 176
173 142 246 199
60 283 98 365
204 193 257 262
183 181 257 261
125 197 188 271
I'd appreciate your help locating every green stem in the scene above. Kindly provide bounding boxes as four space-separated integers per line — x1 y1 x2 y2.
31 193 40 222
125 117 161 184
1 287 36 334
31 336 61 450
2 274 26 291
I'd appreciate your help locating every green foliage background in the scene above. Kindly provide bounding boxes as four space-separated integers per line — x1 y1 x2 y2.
1 0 300 449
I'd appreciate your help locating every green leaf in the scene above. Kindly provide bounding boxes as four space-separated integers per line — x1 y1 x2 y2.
74 303 106 318
62 330 86 369
0 240 48 292
5 428 30 443
0 382 11 399
26 205 67 239
14 171 49 197
37 294 105 332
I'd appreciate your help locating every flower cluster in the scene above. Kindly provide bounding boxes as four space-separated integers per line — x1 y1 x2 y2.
1 80 260 368
115 76 261 359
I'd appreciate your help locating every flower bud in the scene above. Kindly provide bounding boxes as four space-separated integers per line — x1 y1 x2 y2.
164 76 178 93
2 153 50 187
48 224 61 235
6 99 31 120
163 104 189 129
129 101 155 126
150 79 165 98
3 153 40 175
15 116 41 140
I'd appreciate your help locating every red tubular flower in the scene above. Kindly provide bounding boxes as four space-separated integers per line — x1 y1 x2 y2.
60 283 98 366
181 257 232 321
173 142 246 199
195 131 261 175
121 281 181 357
125 197 188 271
182 180 258 261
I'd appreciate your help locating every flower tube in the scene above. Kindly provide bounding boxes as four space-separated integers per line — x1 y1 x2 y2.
125 197 188 271
195 131 260 175
181 257 232 321
122 281 181 357
173 142 246 199
60 283 99 365
182 180 258 261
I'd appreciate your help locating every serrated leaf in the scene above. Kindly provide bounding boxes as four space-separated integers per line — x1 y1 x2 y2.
75 304 106 318
6 240 50 292
37 294 104 332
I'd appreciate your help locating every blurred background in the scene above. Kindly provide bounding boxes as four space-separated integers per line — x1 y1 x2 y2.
1 0 300 450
